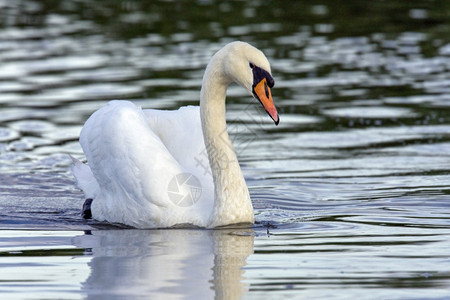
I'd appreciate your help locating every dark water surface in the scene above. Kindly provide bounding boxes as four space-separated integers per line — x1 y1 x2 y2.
0 1 449 299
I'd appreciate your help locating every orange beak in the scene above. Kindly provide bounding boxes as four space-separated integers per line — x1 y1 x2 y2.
253 78 279 125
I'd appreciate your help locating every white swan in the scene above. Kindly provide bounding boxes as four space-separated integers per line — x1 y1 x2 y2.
71 41 279 228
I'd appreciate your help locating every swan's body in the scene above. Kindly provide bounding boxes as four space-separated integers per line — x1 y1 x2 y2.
72 41 278 228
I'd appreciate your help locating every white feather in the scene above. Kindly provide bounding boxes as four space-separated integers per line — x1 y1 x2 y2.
70 155 99 200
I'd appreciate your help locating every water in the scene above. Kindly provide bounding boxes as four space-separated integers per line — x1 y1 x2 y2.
1 0 450 299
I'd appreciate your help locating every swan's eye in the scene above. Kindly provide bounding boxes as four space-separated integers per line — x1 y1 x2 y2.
249 63 255 69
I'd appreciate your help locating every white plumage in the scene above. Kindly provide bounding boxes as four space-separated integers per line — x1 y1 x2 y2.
72 41 278 228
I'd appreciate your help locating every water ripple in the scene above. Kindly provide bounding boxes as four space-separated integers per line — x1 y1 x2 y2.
0 1 450 298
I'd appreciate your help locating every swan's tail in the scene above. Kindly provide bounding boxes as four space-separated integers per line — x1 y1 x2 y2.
70 155 99 200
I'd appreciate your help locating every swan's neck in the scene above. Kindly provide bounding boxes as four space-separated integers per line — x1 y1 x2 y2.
200 55 254 227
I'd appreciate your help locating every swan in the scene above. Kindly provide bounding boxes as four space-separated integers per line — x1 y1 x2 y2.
71 41 279 228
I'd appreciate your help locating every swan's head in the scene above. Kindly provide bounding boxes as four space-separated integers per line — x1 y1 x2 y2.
221 41 279 125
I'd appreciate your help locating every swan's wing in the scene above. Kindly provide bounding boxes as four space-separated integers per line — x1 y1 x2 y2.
80 101 178 225
79 100 213 228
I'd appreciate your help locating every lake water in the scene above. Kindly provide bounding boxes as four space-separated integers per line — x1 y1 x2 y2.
0 1 449 299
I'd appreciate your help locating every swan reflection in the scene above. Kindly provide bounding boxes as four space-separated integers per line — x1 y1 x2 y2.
73 228 254 299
